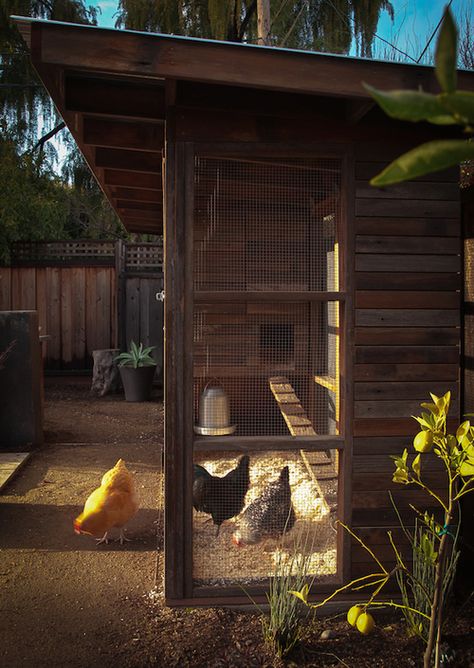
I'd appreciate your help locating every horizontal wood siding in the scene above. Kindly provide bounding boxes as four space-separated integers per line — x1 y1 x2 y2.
351 152 461 576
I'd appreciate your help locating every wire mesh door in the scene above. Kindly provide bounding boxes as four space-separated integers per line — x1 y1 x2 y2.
191 154 343 591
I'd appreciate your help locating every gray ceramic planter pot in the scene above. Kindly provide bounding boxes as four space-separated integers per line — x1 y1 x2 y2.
119 365 156 402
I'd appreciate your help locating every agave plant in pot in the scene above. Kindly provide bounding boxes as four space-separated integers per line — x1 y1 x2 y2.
115 341 157 402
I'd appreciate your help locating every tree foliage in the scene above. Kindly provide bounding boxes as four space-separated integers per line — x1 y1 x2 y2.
0 130 124 263
0 1 126 262
1 1 98 145
115 0 394 57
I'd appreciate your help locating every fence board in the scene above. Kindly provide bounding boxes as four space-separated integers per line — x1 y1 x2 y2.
72 267 86 367
46 267 61 367
139 278 151 343
0 268 12 309
110 268 117 348
60 268 73 365
85 266 99 356
96 267 112 355
125 277 141 348
36 269 48 357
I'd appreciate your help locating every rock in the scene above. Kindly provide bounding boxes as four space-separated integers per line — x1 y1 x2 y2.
319 629 338 640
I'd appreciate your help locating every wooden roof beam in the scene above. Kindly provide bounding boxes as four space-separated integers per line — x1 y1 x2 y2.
95 147 162 173
65 75 166 120
115 199 161 212
111 187 162 203
122 217 162 233
83 116 164 152
23 19 474 99
117 206 162 220
346 99 375 125
104 169 162 190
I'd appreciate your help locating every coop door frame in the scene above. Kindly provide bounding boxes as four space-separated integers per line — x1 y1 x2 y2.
164 141 354 606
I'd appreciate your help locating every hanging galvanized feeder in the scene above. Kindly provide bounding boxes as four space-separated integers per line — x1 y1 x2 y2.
194 383 236 435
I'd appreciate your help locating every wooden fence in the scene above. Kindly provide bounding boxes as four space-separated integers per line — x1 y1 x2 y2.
0 240 163 372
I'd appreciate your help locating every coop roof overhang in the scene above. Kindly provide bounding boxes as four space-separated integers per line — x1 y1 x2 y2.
13 16 474 234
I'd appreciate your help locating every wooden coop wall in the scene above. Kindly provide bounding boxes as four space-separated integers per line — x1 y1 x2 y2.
164 92 461 605
352 144 461 579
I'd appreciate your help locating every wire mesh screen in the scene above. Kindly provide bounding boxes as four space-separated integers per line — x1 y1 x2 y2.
193 302 340 436
192 450 338 586
194 156 341 292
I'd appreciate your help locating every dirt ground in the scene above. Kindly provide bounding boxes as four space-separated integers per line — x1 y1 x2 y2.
1 379 473 667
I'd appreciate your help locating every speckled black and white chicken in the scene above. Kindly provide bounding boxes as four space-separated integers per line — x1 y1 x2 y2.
232 465 296 546
193 455 250 536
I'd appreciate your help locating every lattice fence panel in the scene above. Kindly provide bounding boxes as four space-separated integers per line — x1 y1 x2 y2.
11 240 116 266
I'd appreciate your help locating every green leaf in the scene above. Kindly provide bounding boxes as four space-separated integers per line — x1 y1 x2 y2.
426 115 458 126
460 459 474 476
429 392 450 416
429 392 441 405
439 91 474 124
393 468 409 484
435 7 458 93
460 438 474 458
447 434 458 451
289 585 309 603
421 402 438 415
456 420 471 442
413 415 433 430
362 84 447 122
370 140 474 186
412 453 421 477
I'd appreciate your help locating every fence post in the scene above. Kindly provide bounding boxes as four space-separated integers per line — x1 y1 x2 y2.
115 240 126 351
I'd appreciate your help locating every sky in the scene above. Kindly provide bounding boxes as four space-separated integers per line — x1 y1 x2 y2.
94 0 473 65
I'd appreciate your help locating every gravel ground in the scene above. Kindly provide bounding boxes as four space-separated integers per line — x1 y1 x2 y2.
1 379 473 668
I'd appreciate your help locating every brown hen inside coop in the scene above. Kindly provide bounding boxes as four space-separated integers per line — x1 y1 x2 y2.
190 154 345 596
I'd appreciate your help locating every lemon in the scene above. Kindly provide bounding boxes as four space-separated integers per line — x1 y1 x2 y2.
356 612 375 635
347 605 364 627
413 430 433 453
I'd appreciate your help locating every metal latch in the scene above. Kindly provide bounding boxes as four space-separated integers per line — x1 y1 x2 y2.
156 290 165 302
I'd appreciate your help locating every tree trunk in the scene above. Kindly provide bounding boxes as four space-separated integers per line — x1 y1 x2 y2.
423 517 451 668
257 0 271 45
91 349 121 396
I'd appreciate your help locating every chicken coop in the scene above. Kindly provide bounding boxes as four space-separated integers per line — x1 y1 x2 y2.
14 16 474 606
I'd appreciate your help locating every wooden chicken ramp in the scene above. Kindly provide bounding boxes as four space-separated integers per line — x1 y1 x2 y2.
268 376 336 513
